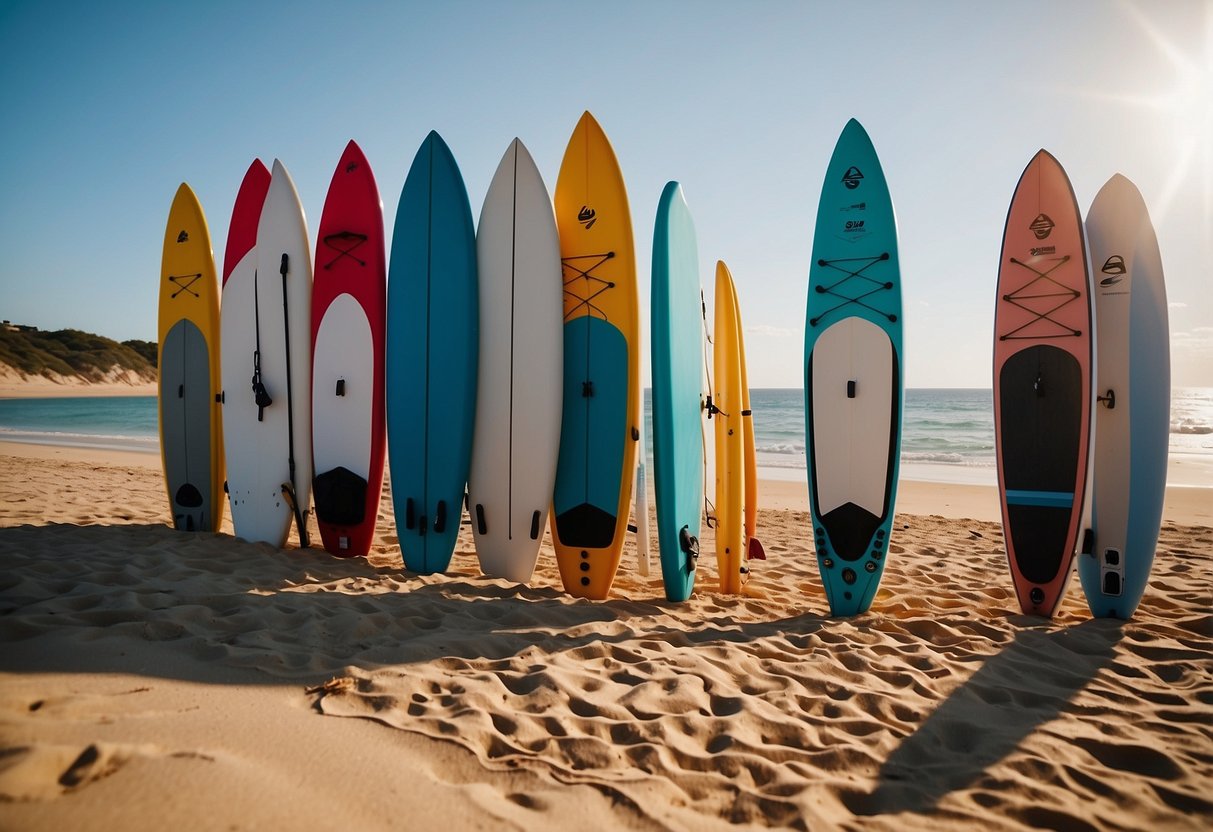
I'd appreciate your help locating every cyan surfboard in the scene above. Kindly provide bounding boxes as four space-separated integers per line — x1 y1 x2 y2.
651 181 704 602
386 131 478 574
804 119 904 617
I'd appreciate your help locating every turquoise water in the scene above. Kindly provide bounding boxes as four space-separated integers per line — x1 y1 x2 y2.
0 396 159 452
2 388 1210 483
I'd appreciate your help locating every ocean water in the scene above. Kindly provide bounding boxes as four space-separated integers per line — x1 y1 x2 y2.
2 388 1211 485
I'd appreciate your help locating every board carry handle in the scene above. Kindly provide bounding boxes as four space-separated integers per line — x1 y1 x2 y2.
405 498 416 530
530 510 541 540
476 504 487 535
335 378 346 397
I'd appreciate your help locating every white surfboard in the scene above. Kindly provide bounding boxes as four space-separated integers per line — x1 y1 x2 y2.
223 159 314 547
468 139 563 582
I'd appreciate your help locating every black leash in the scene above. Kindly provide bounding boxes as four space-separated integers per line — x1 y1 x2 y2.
251 269 272 420
278 252 309 547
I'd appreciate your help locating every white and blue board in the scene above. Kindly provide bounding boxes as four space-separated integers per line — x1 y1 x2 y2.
1081 174 1169 619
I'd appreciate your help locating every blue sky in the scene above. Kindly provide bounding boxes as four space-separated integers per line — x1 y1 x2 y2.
1 0 1209 387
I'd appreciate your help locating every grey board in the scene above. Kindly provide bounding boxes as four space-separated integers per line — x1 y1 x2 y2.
161 319 214 531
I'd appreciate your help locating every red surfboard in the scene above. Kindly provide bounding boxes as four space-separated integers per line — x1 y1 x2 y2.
994 149 1093 617
310 140 387 557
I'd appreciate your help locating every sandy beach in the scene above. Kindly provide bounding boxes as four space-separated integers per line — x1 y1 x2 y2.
0 368 156 399
1 440 1210 830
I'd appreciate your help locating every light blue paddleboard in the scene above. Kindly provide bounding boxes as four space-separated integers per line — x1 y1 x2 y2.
651 181 704 601
1081 174 1169 618
804 118 904 617
386 131 478 574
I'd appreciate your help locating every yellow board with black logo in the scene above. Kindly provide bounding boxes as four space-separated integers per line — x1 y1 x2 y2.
158 183 224 532
551 111 641 599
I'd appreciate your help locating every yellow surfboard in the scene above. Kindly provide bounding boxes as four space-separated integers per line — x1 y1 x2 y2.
713 261 747 593
551 112 641 599
738 286 760 558
158 183 224 532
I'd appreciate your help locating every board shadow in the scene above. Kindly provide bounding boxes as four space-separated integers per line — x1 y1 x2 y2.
846 616 1125 817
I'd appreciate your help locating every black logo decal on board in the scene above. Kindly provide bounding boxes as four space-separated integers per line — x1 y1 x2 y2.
844 220 865 232
1100 255 1126 286
177 230 189 243
1030 245 1056 256
1029 213 1054 240
842 166 864 190
578 206 597 230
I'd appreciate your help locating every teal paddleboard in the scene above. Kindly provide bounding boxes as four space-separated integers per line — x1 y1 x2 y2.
804 119 904 617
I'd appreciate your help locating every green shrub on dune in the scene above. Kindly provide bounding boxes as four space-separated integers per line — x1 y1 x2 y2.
0 327 156 382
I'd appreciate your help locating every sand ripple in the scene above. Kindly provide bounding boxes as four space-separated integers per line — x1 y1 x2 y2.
1 452 1211 829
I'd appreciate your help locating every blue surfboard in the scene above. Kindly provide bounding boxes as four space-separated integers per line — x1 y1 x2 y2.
651 181 704 602
804 119 904 617
386 131 478 573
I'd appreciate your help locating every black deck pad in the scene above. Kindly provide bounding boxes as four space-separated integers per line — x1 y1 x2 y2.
999 345 1082 493
313 466 367 526
1007 504 1071 584
822 501 881 561
556 503 617 550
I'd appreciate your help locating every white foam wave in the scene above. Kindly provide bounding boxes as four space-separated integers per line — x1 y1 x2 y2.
756 442 805 455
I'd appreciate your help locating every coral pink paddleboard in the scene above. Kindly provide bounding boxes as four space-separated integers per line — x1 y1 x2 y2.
994 149 1094 617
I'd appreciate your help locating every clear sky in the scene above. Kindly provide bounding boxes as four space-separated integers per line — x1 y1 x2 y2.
1 0 1209 387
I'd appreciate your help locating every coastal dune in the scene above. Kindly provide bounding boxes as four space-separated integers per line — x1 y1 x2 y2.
1 445 1210 830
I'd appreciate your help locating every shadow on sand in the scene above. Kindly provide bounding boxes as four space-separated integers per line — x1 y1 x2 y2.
0 522 825 686
847 616 1125 816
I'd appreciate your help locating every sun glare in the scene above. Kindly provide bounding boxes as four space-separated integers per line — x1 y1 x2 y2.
1126 0 1213 225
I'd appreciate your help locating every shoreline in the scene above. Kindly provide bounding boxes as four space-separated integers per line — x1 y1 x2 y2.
0 378 157 399
1 438 1207 526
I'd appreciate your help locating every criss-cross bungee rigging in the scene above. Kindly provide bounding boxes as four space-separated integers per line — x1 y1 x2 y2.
168 272 203 299
809 253 896 328
1000 255 1082 340
562 251 616 321
321 231 369 270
